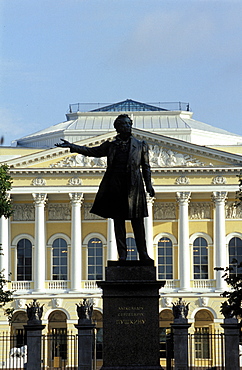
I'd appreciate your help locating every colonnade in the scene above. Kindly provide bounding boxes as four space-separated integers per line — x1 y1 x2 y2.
0 191 228 292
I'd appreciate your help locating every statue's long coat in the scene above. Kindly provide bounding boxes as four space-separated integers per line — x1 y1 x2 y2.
69 136 152 219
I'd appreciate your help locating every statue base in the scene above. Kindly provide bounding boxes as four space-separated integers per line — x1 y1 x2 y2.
97 261 165 370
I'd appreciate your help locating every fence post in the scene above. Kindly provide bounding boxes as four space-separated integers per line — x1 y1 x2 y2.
171 298 191 370
75 299 95 370
221 318 240 370
24 299 45 370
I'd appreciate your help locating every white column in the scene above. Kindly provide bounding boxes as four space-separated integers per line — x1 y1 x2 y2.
212 191 227 291
107 218 117 260
69 193 83 291
145 196 155 260
0 216 10 279
177 192 191 291
33 193 47 292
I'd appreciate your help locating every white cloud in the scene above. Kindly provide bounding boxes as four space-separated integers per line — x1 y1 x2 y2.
110 6 242 68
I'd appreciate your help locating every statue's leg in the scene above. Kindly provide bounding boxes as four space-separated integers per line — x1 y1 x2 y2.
113 218 127 260
131 218 152 260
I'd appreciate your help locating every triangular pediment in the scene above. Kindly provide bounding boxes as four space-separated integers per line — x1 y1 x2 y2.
3 128 242 171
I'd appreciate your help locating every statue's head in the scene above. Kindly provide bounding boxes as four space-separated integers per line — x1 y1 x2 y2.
113 114 133 136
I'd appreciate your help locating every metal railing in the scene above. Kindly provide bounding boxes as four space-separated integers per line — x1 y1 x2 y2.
68 101 190 113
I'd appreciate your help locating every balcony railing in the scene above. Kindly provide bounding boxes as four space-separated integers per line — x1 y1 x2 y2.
82 280 102 291
162 279 180 290
47 280 69 290
192 279 216 289
11 281 32 290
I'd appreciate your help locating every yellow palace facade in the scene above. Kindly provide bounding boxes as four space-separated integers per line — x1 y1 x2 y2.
1 100 242 365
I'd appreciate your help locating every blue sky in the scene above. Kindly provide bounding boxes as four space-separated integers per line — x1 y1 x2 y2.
1 0 242 146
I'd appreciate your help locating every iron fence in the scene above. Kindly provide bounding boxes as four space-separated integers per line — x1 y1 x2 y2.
188 331 225 370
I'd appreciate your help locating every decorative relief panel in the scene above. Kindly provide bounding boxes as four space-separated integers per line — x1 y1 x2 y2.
48 204 71 220
50 154 107 168
12 204 35 221
189 202 211 219
68 177 82 186
212 176 226 185
175 176 190 185
84 203 103 220
226 202 242 219
149 144 205 167
32 177 46 186
154 202 176 220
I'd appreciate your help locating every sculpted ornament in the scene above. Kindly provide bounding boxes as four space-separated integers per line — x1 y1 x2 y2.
68 177 82 186
48 204 71 220
189 203 211 219
149 144 205 167
154 202 176 220
226 202 242 219
32 177 46 186
84 203 103 220
175 176 190 185
212 176 226 185
50 154 107 168
12 204 35 221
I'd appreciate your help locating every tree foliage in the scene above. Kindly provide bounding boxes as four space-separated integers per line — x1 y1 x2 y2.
220 264 242 319
0 164 14 319
0 164 13 218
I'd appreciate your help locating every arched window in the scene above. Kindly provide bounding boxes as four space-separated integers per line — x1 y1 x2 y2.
17 239 32 281
126 237 138 260
193 237 208 279
229 237 242 275
52 238 68 280
88 238 103 280
158 237 173 280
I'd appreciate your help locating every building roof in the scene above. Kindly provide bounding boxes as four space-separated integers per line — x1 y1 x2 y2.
13 99 242 149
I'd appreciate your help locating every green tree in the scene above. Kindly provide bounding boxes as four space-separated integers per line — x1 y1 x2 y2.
220 264 242 319
0 164 14 320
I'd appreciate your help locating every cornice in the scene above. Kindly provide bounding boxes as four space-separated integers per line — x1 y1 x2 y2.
9 183 240 194
9 166 242 176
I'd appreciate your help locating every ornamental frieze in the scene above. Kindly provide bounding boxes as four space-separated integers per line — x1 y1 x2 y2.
154 202 176 220
48 204 71 220
189 202 211 219
148 144 205 167
49 144 205 168
12 204 35 221
84 204 103 220
32 177 46 186
50 154 107 168
226 202 242 219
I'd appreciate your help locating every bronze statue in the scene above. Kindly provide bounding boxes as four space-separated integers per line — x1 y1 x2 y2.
55 114 155 261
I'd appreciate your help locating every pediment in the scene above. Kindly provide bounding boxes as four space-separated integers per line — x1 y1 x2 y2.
4 128 242 171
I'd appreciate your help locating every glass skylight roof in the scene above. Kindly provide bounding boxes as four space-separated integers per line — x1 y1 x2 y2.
90 99 167 112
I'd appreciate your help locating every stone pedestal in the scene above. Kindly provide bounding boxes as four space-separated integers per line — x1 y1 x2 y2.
24 324 45 370
171 319 191 370
221 318 240 370
97 260 165 370
75 321 95 370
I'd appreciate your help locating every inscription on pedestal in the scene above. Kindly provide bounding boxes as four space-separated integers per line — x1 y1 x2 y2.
116 306 145 325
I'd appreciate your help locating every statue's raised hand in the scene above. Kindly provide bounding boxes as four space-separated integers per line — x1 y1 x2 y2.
55 138 72 148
